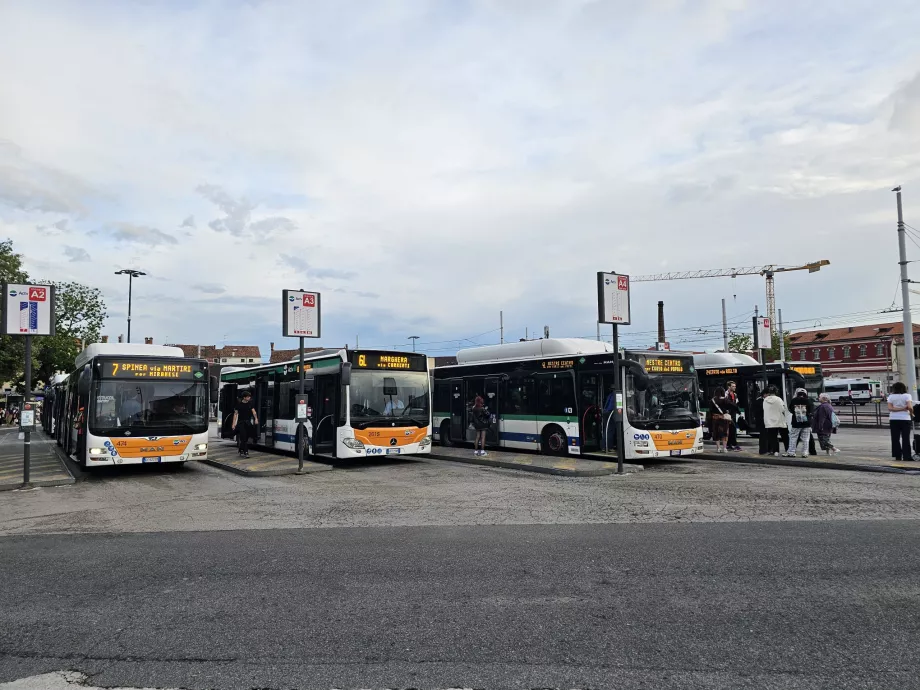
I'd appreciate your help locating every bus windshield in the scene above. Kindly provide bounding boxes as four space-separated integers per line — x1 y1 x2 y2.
91 380 208 434
626 372 699 430
349 370 430 428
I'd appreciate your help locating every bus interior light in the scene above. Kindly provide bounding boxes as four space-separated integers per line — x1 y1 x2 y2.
342 438 365 449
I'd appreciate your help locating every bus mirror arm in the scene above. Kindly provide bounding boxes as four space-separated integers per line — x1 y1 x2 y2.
341 362 352 386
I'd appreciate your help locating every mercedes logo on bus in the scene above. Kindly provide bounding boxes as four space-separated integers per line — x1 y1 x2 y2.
389 438 397 446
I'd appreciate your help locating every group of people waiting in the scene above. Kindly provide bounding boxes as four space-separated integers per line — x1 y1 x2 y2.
708 382 839 457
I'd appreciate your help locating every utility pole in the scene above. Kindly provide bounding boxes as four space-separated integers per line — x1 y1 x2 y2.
500 311 504 344
895 186 918 398
721 298 729 352
778 308 786 361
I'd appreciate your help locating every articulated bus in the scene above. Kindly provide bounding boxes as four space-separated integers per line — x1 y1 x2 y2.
695 353 825 435
55 344 210 468
432 339 703 460
218 348 432 459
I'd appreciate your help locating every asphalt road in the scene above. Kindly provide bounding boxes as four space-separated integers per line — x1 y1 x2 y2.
2 520 920 689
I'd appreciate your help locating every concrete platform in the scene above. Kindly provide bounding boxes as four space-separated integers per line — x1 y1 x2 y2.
429 446 642 476
203 439 333 477
0 427 74 490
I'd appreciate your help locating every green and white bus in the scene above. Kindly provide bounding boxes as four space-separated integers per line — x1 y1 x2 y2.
432 339 703 460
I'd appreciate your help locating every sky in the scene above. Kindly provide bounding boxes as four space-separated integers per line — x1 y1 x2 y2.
3 0 920 358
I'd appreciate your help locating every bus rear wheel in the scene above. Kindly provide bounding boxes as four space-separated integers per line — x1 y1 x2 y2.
439 420 452 447
542 425 568 456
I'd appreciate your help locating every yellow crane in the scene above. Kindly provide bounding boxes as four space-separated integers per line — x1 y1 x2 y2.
633 260 830 335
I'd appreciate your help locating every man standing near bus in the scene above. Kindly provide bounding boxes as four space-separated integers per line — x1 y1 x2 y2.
231 391 259 458
726 380 742 451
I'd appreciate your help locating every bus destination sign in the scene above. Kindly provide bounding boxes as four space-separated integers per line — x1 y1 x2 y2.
351 352 426 371
790 365 818 376
644 358 689 374
702 367 738 376
541 359 574 370
100 359 204 380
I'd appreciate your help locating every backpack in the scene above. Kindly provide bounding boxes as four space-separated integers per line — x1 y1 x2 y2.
830 411 840 430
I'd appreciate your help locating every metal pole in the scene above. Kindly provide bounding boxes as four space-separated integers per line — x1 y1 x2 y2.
613 324 624 475
596 322 600 341
22 335 31 488
297 336 304 472
721 298 729 352
126 273 133 343
500 311 504 344
896 187 918 400
779 308 786 403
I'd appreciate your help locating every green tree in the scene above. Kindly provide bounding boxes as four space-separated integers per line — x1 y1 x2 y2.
0 240 30 387
727 332 752 353
34 281 107 385
763 330 793 363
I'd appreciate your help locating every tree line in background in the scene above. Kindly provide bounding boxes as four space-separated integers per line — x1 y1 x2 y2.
0 239 107 392
728 331 793 362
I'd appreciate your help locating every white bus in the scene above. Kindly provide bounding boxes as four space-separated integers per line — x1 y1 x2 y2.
56 344 211 468
433 339 703 460
823 378 878 406
218 348 432 459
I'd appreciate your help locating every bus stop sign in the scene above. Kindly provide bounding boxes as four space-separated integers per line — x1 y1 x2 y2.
19 403 34 430
295 395 309 422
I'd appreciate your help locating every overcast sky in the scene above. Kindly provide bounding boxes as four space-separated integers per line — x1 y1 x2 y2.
3 0 920 357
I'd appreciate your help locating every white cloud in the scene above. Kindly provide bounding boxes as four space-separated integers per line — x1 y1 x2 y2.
2 1 920 352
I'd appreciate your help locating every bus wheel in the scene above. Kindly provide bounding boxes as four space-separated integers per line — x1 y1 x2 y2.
542 425 568 456
439 420 452 447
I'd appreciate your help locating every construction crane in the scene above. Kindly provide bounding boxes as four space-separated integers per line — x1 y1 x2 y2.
633 260 830 336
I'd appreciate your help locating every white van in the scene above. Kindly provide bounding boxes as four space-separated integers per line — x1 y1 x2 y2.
823 379 874 406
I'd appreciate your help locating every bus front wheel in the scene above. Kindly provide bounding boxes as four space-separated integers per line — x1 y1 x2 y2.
542 425 568 456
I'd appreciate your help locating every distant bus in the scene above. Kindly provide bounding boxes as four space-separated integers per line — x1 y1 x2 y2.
56 344 211 468
218 349 431 459
433 339 703 460
695 353 825 435
823 378 877 406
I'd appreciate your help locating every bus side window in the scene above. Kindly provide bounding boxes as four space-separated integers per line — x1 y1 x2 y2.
535 373 575 416
278 381 292 419
434 381 451 413
501 378 534 415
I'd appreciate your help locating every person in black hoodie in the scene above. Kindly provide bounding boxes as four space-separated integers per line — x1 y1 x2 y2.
751 388 767 455
785 387 814 458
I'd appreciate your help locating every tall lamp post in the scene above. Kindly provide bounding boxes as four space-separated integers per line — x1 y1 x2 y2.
408 335 419 352
114 269 145 343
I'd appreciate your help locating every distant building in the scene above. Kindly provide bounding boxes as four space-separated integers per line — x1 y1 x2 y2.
268 342 328 364
788 321 920 390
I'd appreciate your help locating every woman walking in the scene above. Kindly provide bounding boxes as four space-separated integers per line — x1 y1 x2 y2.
887 381 914 462
812 393 839 455
762 386 788 457
470 395 491 457
708 387 731 453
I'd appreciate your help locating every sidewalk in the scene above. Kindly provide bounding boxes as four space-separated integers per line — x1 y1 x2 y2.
429 446 642 477
203 438 333 477
0 427 75 490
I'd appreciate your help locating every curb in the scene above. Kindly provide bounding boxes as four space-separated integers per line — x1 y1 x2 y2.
696 452 920 475
201 457 332 477
427 451 642 477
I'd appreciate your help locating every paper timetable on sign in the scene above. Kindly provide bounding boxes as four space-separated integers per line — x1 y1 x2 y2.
292 304 317 336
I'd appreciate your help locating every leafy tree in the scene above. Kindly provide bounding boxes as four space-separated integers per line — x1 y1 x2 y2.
33 281 107 386
727 332 752 353
0 240 29 387
763 331 793 363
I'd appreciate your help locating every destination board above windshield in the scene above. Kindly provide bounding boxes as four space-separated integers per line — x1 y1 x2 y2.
97 358 206 380
349 352 427 371
790 365 818 376
643 357 691 374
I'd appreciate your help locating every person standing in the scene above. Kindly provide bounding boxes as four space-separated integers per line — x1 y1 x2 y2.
603 385 616 452
762 386 788 456
751 388 767 454
785 387 814 458
231 390 259 458
708 387 731 453
887 381 914 462
725 381 742 451
812 393 839 455
470 395 491 456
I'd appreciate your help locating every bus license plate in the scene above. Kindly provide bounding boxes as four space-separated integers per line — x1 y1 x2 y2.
385 448 401 455
670 450 681 457
142 456 161 463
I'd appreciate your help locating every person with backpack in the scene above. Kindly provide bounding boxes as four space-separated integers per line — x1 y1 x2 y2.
762 386 788 456
887 381 914 462
470 395 491 457
812 393 839 455
708 387 731 453
785 388 814 458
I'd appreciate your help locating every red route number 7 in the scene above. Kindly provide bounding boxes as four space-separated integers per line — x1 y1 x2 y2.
302 294 316 307
617 276 628 291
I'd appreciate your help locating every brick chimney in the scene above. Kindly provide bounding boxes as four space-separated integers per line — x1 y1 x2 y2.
270 342 274 353
118 335 124 343
101 335 109 343
144 337 153 345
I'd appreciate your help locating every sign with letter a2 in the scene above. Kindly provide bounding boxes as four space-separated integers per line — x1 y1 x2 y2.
1 283 55 336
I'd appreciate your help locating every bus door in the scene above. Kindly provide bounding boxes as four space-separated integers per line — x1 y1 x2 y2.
578 372 602 452
484 377 501 445
311 373 338 457
255 374 274 448
449 379 464 443
219 384 238 439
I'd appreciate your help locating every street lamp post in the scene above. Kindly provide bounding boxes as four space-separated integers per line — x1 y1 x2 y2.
114 269 146 343
408 336 419 352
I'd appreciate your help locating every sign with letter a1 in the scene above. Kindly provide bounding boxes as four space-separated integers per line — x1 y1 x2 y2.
596 272 631 325
282 289 321 338
1 283 55 336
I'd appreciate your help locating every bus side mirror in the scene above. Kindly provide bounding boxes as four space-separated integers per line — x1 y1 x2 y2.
341 362 352 386
209 376 219 397
304 379 314 393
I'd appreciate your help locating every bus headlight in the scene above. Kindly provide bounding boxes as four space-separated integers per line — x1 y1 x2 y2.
195 443 207 451
342 438 365 449
89 448 104 455
419 435 432 448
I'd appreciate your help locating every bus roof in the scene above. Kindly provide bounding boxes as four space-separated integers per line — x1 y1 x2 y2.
693 352 761 368
456 338 611 364
74 343 186 369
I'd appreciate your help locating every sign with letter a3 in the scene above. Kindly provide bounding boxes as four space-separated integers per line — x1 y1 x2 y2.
282 289 322 338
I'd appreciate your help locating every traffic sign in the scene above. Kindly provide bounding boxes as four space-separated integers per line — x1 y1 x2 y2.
282 289 321 338
597 272 631 325
1 283 55 336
